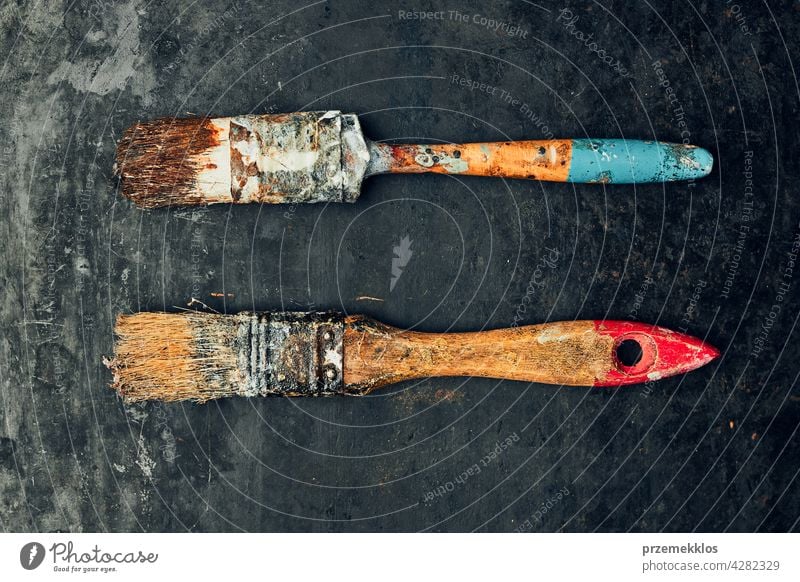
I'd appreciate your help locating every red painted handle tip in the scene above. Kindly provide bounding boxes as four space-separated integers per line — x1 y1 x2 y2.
593 321 718 387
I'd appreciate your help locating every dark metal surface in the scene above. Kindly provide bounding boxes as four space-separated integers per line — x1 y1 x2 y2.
0 0 798 532
258 311 344 396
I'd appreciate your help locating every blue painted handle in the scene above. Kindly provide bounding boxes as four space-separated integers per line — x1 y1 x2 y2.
567 139 713 183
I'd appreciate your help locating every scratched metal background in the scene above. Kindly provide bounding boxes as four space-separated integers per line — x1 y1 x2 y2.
1 0 798 532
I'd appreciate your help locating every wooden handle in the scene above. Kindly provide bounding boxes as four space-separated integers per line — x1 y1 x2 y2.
367 139 713 183
342 317 718 394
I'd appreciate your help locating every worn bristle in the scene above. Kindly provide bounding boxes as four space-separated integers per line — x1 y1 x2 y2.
115 117 225 208
106 312 243 403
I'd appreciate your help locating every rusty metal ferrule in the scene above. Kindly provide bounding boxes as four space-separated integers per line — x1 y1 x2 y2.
228 111 369 204
235 311 344 397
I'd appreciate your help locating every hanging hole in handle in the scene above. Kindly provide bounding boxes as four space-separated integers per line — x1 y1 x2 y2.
612 332 657 375
616 339 643 367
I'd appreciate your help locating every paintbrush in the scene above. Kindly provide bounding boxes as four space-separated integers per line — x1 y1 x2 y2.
115 111 714 208
105 311 718 403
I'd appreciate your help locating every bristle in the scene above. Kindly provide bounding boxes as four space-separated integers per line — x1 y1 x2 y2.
115 117 230 208
106 312 244 402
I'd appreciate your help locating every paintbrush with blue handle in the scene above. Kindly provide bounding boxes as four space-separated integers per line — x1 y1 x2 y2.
116 111 713 208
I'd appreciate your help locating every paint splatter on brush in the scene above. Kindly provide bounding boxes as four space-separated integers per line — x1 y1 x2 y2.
115 112 714 208
116 117 227 208
106 312 718 403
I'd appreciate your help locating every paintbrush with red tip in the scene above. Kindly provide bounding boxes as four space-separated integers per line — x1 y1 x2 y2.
105 311 718 403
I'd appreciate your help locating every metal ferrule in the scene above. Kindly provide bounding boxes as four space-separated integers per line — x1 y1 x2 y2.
234 311 344 396
228 111 369 204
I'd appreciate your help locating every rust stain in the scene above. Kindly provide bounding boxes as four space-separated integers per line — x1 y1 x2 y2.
228 121 254 201
589 170 612 184
384 140 573 181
